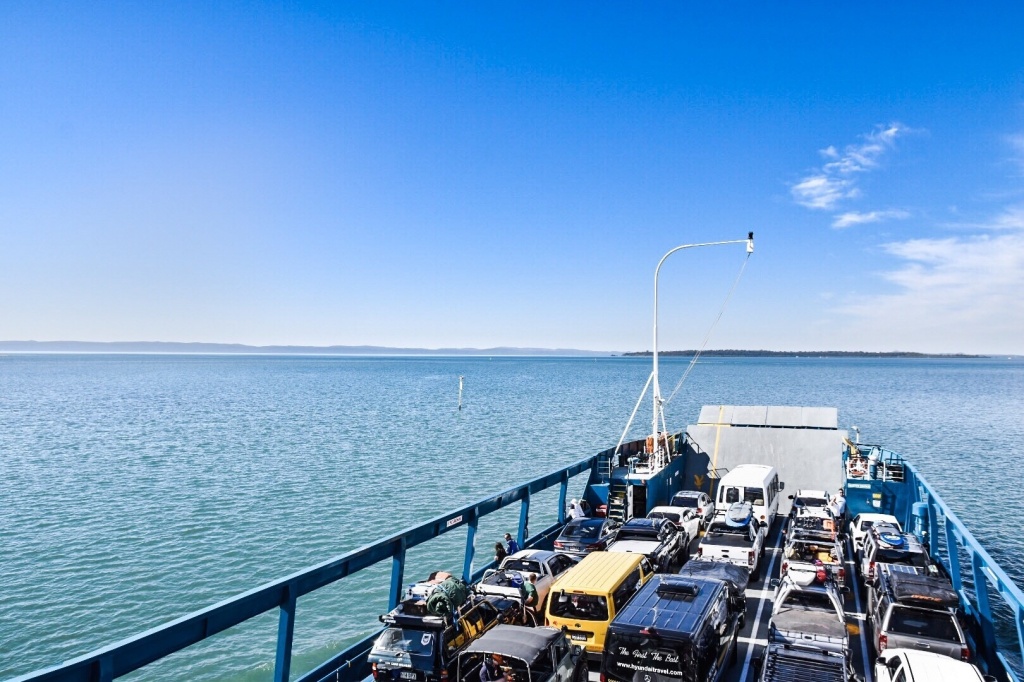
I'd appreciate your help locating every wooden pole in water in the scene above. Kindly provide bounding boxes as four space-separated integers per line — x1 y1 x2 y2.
458 375 464 411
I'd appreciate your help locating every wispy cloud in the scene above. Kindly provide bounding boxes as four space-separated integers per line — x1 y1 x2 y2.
832 209 910 229
839 201 1024 353
791 123 909 211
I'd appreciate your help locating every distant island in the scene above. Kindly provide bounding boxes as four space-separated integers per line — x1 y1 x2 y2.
0 341 994 358
0 340 612 356
622 349 986 358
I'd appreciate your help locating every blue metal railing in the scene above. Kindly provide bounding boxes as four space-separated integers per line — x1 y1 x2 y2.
10 455 597 682
904 457 1024 682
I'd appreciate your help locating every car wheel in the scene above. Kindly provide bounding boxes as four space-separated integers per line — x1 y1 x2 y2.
750 559 761 582
574 658 589 682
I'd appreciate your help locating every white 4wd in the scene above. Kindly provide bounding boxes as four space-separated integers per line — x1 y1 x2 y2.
875 648 993 682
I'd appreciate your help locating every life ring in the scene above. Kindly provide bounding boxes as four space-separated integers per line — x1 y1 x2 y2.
848 459 868 478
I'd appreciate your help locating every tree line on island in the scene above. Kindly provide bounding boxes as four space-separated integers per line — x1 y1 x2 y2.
620 350 985 358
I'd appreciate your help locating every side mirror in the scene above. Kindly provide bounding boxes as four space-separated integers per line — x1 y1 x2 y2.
571 645 582 657
787 494 794 500
779 482 785 491
769 578 780 589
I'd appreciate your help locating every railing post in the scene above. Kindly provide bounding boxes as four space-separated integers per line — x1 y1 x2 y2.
274 585 297 682
518 491 530 547
945 517 963 593
1015 606 1024 680
91 655 113 682
971 551 998 668
927 494 939 559
463 510 478 583
389 537 408 610
558 472 569 524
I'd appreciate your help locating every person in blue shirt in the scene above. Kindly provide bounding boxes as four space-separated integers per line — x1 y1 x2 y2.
504 533 520 555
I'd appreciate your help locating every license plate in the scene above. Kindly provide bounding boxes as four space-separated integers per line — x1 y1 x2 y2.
400 673 417 680
570 633 587 641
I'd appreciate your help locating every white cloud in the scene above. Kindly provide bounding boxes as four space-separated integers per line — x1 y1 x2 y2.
791 123 909 211
839 205 1024 353
832 209 911 229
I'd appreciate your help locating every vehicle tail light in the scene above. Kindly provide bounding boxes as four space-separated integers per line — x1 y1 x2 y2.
878 634 888 652
697 547 703 557
815 565 827 583
697 508 702 514
748 550 755 566
961 646 970 661
600 675 607 682
781 561 788 573
371 663 379 681
868 561 875 581
441 668 449 681
838 567 846 583
760 515 766 521
554 541 563 549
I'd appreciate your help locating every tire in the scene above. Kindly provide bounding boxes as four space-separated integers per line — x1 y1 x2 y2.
750 558 761 582
573 659 589 682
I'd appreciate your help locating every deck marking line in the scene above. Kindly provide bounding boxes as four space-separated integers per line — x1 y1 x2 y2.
848 536 873 682
737 636 769 645
739 523 784 682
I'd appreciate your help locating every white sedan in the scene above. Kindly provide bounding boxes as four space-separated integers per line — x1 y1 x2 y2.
647 505 702 546
849 513 901 552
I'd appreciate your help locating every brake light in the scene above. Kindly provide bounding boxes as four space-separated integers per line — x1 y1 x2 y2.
878 634 888 652
441 668 449 681
371 663 379 681
869 561 875 581
781 561 788 573
748 550 755 566
697 508 703 514
961 646 970 661
600 675 607 682
697 547 703 557
815 565 827 583
554 541 563 549
838 567 846 582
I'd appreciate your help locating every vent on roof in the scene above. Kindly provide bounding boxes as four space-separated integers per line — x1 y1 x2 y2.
657 579 700 597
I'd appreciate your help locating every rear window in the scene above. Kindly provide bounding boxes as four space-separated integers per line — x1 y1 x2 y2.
562 520 605 539
502 559 541 573
671 494 700 508
549 593 609 621
887 607 961 641
743 487 765 506
606 634 690 681
649 511 682 524
781 590 834 611
876 548 928 566
373 628 436 662
795 496 828 508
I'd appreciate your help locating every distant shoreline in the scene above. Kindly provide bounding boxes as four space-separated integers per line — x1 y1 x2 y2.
0 341 1002 358
622 350 988 359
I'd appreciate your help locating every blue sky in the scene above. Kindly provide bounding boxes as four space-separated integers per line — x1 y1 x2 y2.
2 3 1022 353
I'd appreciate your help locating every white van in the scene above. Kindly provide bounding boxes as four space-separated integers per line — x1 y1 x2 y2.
714 464 783 528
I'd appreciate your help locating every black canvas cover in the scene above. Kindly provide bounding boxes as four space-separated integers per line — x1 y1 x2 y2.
889 571 959 609
676 560 749 598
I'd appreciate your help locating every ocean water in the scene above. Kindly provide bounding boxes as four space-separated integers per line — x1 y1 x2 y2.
2 354 1022 680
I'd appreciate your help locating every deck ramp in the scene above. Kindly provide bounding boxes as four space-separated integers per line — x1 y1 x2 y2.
682 405 847 515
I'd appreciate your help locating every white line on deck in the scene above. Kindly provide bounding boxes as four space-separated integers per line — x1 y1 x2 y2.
739 527 784 682
736 636 769 646
848 540 873 682
744 589 776 601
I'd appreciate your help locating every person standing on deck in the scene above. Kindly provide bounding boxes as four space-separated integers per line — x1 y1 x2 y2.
494 542 507 563
504 532 520 555
828 489 846 521
521 573 540 623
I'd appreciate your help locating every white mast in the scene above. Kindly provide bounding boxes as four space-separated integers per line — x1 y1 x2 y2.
650 232 754 460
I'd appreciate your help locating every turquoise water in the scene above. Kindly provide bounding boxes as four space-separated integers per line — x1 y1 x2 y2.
2 355 1022 680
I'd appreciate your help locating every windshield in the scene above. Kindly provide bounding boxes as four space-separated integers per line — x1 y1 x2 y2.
606 633 691 682
795 496 828 508
888 607 960 641
549 593 608 621
562 520 605 539
502 559 541 573
372 628 436 663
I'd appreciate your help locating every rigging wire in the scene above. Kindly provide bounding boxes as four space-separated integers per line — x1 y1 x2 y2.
664 251 751 407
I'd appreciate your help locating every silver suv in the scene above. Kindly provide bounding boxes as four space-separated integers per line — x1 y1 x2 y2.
858 523 930 585
868 564 969 662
